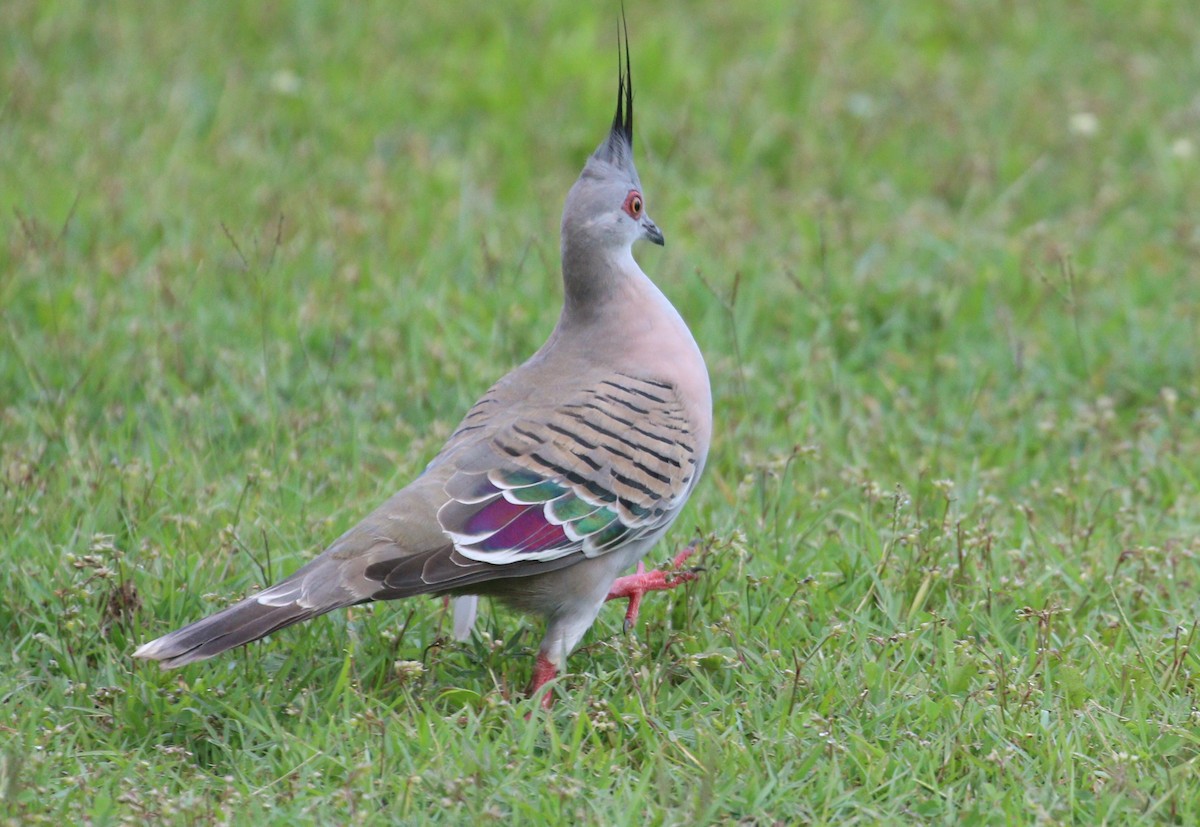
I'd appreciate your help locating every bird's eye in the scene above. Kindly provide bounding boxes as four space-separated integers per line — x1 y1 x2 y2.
622 190 643 218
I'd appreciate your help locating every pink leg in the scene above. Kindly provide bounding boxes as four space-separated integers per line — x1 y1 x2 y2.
528 652 559 710
605 546 701 633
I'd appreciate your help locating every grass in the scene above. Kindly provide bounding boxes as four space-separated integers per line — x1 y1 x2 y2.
3 0 1200 823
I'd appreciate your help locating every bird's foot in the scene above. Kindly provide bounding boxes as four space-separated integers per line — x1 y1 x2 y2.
605 545 702 633
528 652 559 711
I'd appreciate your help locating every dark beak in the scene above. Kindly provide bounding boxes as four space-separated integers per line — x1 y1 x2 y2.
641 217 665 247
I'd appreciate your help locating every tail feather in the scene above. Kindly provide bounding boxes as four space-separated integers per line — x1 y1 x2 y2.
133 595 338 669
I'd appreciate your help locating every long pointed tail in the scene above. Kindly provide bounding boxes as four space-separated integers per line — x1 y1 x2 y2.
133 594 334 669
134 527 453 667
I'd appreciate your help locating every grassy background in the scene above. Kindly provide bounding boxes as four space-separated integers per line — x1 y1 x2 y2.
3 0 1200 823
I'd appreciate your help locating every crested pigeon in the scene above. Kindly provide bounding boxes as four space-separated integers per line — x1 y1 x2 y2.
134 25 712 709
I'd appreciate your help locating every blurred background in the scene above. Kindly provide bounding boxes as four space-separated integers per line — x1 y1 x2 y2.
3 1 1199 822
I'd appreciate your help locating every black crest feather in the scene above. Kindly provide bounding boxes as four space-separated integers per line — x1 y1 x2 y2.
611 11 633 150
593 9 636 170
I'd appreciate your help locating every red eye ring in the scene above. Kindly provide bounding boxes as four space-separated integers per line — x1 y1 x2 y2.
622 190 643 218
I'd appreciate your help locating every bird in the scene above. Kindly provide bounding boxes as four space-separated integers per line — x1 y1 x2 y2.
134 20 712 709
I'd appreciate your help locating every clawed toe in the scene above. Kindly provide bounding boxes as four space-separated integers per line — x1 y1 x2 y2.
606 545 704 633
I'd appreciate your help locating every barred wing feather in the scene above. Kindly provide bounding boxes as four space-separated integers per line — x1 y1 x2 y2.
437 374 699 565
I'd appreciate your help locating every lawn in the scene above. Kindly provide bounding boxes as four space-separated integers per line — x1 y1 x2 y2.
3 1 1199 824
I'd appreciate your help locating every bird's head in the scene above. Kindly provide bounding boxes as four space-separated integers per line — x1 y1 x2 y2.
561 23 664 258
